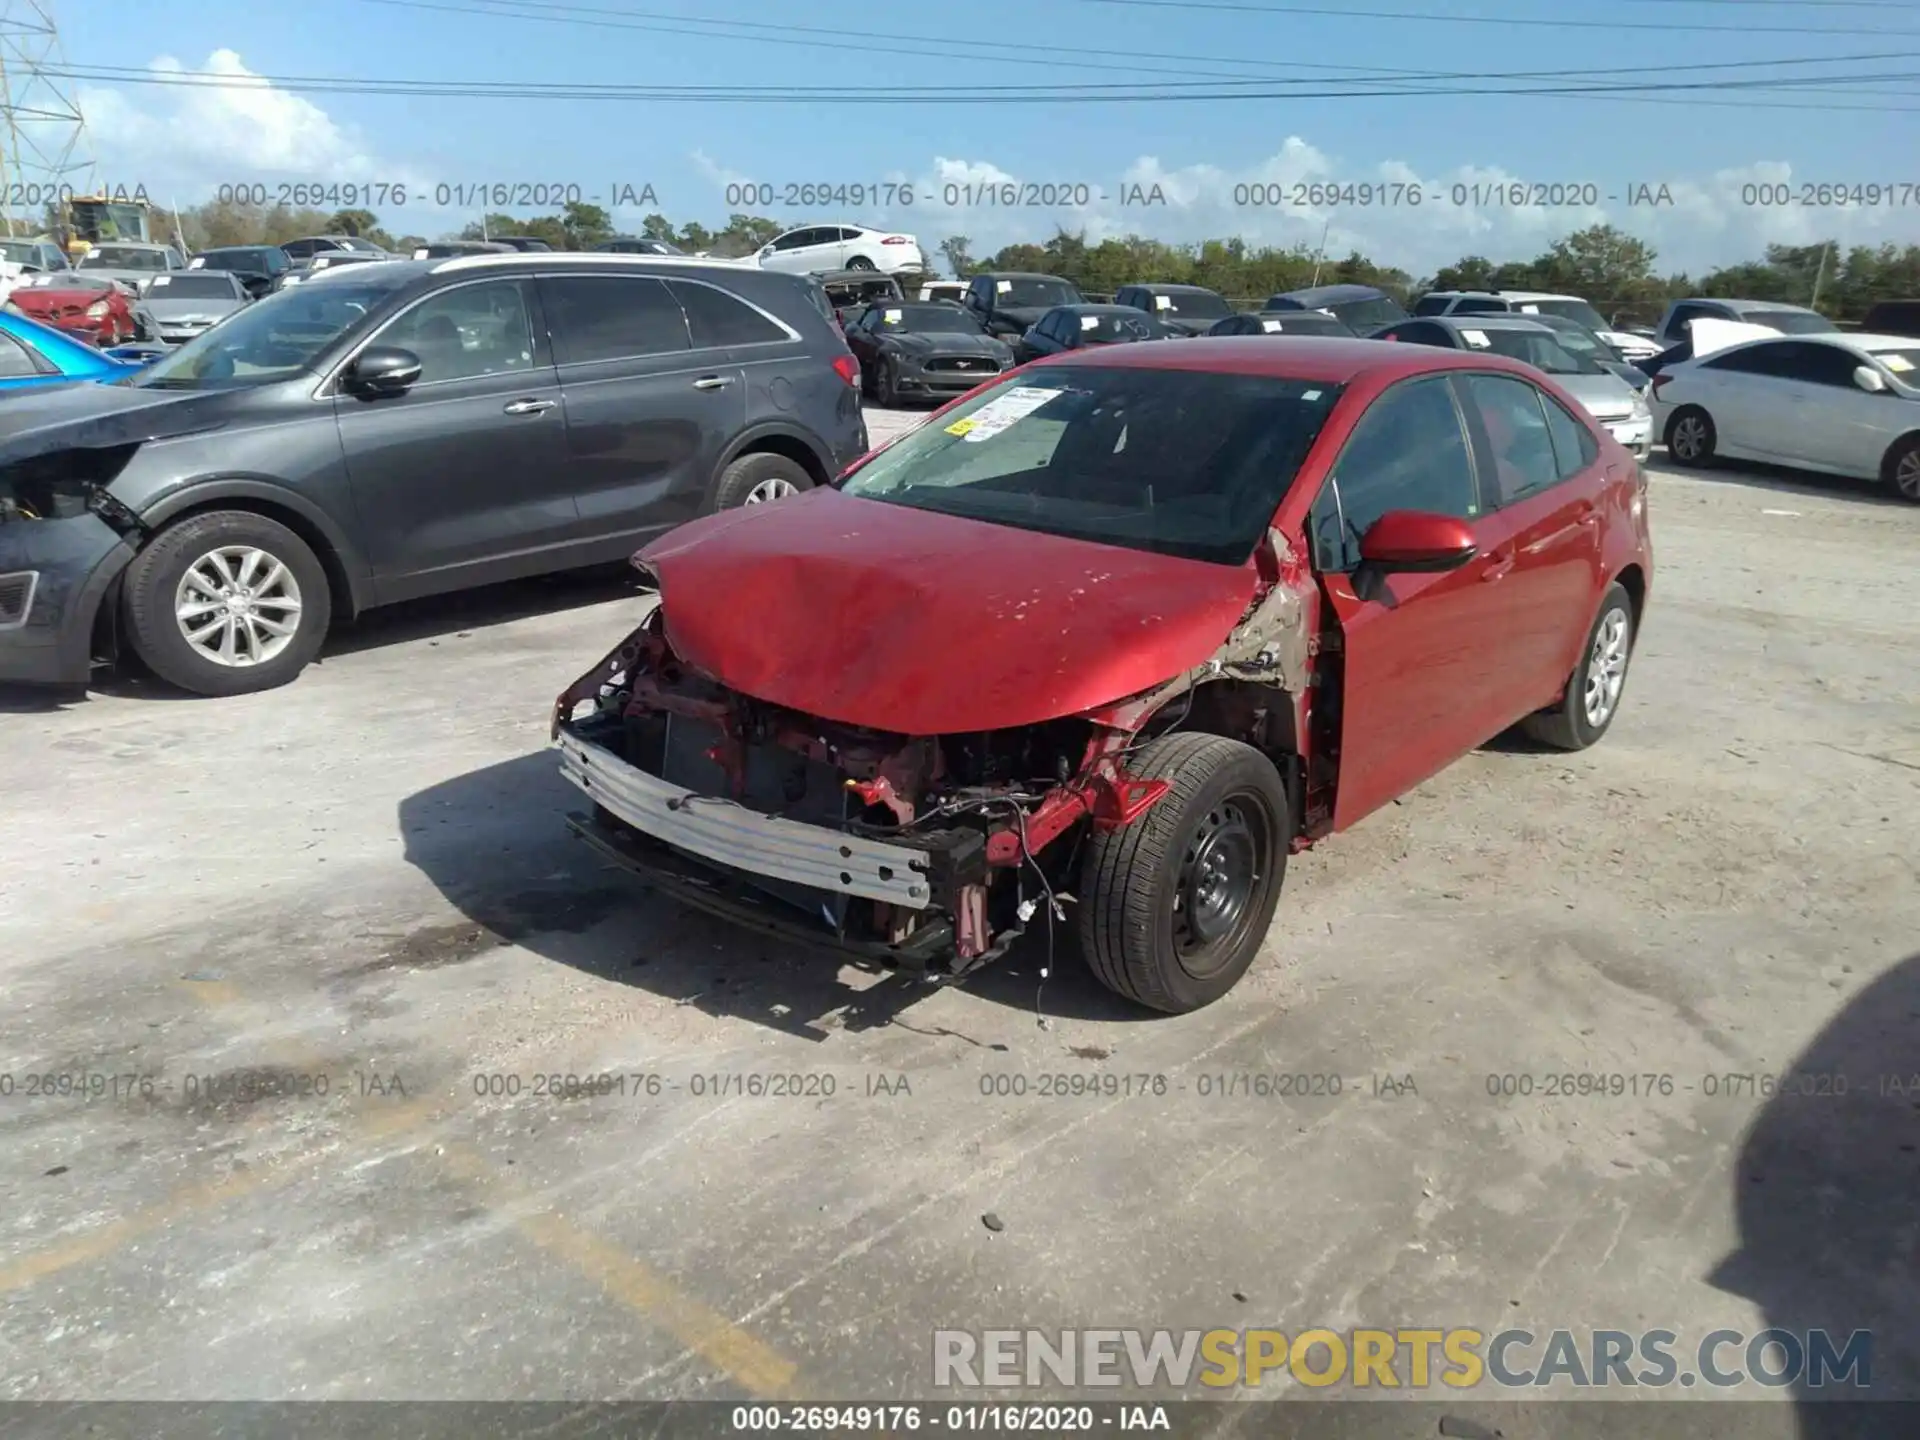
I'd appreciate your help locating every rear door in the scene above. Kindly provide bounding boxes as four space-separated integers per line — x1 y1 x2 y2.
1304 375 1516 830
1453 371 1609 714
539 271 748 551
335 276 579 602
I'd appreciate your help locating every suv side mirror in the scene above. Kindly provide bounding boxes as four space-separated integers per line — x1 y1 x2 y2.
345 345 422 395
1853 364 1888 393
1358 510 1479 574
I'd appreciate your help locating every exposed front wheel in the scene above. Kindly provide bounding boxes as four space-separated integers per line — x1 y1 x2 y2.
1521 582 1636 751
1078 734 1290 1014
1882 434 1920 503
1665 406 1716 466
121 510 332 696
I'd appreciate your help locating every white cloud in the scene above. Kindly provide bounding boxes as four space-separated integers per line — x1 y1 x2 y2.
878 145 1920 279
77 51 430 206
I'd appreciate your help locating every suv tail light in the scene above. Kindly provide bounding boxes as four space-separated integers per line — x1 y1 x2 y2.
831 354 858 387
881 236 912 245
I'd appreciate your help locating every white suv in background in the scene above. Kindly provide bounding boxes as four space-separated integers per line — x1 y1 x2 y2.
755 223 926 278
1414 288 1662 361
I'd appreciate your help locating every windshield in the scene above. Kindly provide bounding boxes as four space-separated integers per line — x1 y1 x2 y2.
1075 311 1163 343
130 281 389 389
1867 346 1920 379
1470 328 1601 375
1264 313 1350 335
997 279 1079 308
875 304 986 334
1534 321 1608 359
81 247 169 271
1744 309 1836 335
198 249 274 271
1519 297 1611 331
1328 296 1409 330
145 274 241 300
0 240 49 266
838 366 1344 565
1152 290 1231 320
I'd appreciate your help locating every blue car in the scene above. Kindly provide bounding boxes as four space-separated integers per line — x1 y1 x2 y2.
0 308 147 392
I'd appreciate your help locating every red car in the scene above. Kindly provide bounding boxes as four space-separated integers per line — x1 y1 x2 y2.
6 275 137 346
554 338 1653 1013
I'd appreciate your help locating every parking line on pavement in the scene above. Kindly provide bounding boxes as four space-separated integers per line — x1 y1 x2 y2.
437 1141 805 1400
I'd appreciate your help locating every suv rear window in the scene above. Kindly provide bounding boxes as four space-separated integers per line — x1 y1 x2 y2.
670 281 789 347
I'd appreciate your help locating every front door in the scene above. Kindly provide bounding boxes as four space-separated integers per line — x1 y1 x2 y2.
1305 375 1519 830
1770 340 1893 473
538 271 748 553
335 276 579 603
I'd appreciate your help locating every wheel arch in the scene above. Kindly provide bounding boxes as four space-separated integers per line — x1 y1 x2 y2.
719 424 834 488
1878 428 1920 485
1611 563 1648 632
138 478 370 620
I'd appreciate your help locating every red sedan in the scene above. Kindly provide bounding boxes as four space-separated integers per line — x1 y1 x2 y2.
6 275 137 346
554 337 1654 1012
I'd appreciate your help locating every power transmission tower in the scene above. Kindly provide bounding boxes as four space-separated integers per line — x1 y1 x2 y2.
0 0 95 237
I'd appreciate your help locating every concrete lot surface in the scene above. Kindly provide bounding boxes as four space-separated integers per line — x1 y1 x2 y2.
2 406 1916 1432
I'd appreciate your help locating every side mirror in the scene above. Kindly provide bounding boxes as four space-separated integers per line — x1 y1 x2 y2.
345 345 422 395
1853 364 1888 394
1358 510 1479 574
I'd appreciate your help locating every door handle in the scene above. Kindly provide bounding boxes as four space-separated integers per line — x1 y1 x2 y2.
503 398 555 415
692 375 735 390
1481 548 1515 582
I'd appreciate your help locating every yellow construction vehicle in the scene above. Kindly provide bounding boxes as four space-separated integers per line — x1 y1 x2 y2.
61 192 158 261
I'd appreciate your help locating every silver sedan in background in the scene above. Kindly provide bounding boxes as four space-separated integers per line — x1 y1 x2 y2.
133 269 253 345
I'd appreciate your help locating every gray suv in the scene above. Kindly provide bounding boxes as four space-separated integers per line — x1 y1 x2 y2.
0 253 866 696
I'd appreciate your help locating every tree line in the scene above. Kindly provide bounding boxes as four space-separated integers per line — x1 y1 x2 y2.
129 196 1920 327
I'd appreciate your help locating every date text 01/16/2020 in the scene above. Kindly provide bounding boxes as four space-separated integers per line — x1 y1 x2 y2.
213 181 660 211
1231 181 1679 208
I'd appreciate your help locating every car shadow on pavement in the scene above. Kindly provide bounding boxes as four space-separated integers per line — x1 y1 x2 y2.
398 751 1154 1045
322 563 642 658
1706 950 1920 1435
1656 454 1909 509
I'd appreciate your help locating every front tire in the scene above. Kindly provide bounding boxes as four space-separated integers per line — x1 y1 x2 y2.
706 451 813 512
1521 582 1636 751
1881 433 1920 503
876 355 901 407
1078 734 1290 1014
121 510 331 697
1665 406 1716 466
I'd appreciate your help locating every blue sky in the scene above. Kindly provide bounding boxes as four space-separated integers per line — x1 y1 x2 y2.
48 0 1920 276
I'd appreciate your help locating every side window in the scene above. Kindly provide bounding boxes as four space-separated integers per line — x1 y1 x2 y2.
770 230 805 252
377 280 536 383
542 275 690 365
967 279 990 308
1785 343 1862 388
1669 303 1713 336
0 332 40 378
1451 297 1507 315
1307 377 1480 573
670 281 788 347
1459 373 1563 506
1538 390 1599 481
1704 343 1782 375
1404 322 1452 347
1412 294 1451 316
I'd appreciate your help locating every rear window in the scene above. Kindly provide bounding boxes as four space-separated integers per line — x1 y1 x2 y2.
146 274 239 299
838 365 1345 566
1742 309 1836 335
1327 296 1410 330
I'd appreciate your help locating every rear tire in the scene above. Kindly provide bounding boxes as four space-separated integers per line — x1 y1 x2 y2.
121 510 331 697
1881 433 1920 503
844 255 876 271
706 452 813 513
1665 406 1716 466
1521 582 1636 751
1077 734 1290 1014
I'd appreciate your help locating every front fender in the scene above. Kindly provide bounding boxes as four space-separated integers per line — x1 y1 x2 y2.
136 476 373 613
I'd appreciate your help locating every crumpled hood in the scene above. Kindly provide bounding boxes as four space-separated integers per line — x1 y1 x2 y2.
638 488 1259 735
0 382 233 467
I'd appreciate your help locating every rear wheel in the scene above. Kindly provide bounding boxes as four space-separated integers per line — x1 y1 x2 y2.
1521 582 1636 751
706 451 813 512
1665 406 1716 466
1882 434 1920 503
1078 734 1290 1014
844 255 876 271
121 510 331 696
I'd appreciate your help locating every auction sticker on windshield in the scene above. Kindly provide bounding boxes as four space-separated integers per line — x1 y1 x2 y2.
1883 354 1913 372
883 308 902 323
1461 329 1491 347
945 385 1061 443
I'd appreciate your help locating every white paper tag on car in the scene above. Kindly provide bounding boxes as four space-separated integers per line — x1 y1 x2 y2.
1461 328 1490 347
1261 319 1283 332
883 308 902 323
996 280 1012 293
187 257 205 269
1154 295 1172 309
149 276 171 287
1081 315 1100 330
951 385 1059 442
1883 354 1913 372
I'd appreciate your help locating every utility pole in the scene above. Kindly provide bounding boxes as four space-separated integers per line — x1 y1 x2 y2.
1809 240 1834 313
1309 216 1331 287
0 1 95 241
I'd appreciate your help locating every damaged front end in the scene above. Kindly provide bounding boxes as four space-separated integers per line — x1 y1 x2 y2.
552 601 1188 978
0 446 145 684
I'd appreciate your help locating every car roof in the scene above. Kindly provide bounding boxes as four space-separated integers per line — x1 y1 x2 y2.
977 271 1073 281
1430 315 1556 333
1130 282 1215 293
1840 332 1920 350
1040 334 1534 383
1272 284 1391 305
1677 297 1822 314
1057 303 1150 314
429 251 759 276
